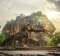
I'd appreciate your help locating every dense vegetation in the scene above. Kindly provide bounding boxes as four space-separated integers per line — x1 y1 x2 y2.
47 32 60 46
0 32 9 46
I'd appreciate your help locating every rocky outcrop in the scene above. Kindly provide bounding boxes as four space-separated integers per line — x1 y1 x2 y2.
2 11 55 47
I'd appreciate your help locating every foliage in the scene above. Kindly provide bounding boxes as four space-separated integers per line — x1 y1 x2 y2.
0 32 9 46
47 32 60 46
47 38 57 46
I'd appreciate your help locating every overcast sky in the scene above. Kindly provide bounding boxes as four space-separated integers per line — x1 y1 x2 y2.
0 0 60 32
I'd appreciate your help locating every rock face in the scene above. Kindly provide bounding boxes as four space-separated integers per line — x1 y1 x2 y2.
2 11 55 47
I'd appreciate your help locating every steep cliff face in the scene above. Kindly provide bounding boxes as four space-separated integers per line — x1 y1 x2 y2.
2 11 56 47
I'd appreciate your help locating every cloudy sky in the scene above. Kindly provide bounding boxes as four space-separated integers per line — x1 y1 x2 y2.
0 0 60 32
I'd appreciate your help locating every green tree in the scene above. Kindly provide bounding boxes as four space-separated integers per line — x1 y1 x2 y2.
0 32 9 46
47 32 60 46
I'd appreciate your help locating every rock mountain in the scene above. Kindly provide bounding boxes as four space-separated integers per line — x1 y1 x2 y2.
2 11 55 47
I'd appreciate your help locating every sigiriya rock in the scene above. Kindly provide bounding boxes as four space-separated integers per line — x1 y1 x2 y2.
2 11 55 47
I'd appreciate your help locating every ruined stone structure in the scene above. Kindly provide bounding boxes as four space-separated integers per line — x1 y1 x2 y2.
2 11 55 47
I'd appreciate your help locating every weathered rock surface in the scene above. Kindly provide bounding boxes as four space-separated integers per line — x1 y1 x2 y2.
2 11 55 47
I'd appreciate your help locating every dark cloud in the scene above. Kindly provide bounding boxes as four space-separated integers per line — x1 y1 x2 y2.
47 0 60 11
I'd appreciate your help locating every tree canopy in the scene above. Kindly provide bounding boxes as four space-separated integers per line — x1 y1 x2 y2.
47 32 60 46
0 32 9 46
